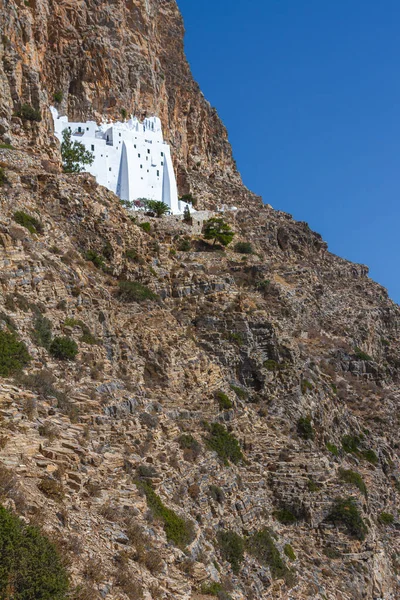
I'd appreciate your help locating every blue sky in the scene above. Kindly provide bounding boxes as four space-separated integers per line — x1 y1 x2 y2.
177 0 400 304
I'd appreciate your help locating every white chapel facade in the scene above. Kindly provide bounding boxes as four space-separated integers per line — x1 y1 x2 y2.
51 107 187 214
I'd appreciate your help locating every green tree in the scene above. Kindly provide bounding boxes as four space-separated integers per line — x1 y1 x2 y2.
183 205 192 225
0 505 69 599
203 218 234 246
145 200 170 218
61 129 94 174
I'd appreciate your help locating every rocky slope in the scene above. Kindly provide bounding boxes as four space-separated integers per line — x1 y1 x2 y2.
0 2 399 600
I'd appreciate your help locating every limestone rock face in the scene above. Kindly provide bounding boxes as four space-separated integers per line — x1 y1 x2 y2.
0 0 239 198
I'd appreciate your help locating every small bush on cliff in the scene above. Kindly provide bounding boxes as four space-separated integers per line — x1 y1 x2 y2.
354 347 372 361
85 250 105 270
49 336 78 361
61 129 94 174
14 211 43 234
234 241 253 254
19 103 42 122
378 512 394 525
247 528 294 585
31 314 53 349
217 530 245 574
338 468 367 497
0 504 69 599
297 416 314 440
136 480 194 548
53 91 63 103
273 508 297 524
0 167 7 186
326 497 367 541
215 390 233 410
0 330 31 376
117 280 158 303
205 423 243 465
203 218 234 247
138 221 151 233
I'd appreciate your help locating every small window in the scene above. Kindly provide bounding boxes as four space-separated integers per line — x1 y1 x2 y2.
86 127 89 131
140 165 143 169
109 167 112 172
147 169 149 173
161 152 164 157
91 145 94 151
147 149 150 154
157 170 159 177
161 161 164 166
134 144 136 149
119 133 121 137
138 154 140 158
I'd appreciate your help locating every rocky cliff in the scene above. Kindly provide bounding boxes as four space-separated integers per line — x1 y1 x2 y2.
0 2 399 600
0 0 240 201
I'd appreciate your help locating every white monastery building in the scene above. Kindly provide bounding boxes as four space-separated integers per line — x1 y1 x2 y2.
50 107 187 215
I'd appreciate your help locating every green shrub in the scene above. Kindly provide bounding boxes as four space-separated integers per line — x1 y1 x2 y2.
19 103 42 122
247 528 294 584
273 508 297 524
205 423 243 465
284 544 296 561
307 478 322 492
49 336 78 361
208 485 225 504
323 546 341 559
0 330 31 376
297 416 314 440
256 279 271 291
137 481 194 548
85 249 105 269
14 211 43 234
301 379 313 393
139 222 151 233
0 505 69 599
234 241 253 254
215 391 233 410
0 167 7 186
177 238 191 251
361 449 378 465
326 497 367 541
178 434 201 456
124 248 139 262
117 280 158 302
53 91 63 103
326 442 339 456
230 384 248 400
264 359 280 371
378 512 394 525
341 434 361 454
227 332 243 346
354 347 372 361
217 531 244 575
200 582 223 596
338 468 367 497
31 314 53 349
0 143 13 150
